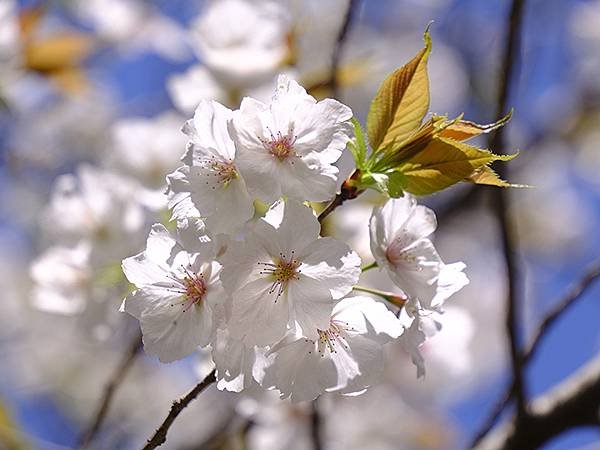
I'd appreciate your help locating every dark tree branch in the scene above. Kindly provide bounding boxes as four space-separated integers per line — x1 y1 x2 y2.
142 369 216 450
474 355 600 450
487 0 528 419
78 332 143 450
470 260 600 448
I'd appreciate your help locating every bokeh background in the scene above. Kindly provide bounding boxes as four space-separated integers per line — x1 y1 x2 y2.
0 0 599 449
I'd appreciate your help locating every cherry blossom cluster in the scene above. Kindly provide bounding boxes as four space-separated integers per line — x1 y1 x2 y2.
121 74 469 402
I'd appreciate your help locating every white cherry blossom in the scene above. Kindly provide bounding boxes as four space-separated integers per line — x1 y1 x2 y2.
30 243 92 315
122 224 227 363
190 0 289 86
167 100 254 235
219 200 361 346
42 164 149 262
369 195 468 309
167 65 228 114
108 112 187 189
263 296 402 402
75 0 190 61
229 74 353 203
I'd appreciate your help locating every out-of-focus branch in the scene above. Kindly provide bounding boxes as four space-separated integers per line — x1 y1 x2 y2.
78 332 143 450
474 355 600 450
524 262 600 362
328 0 359 99
142 369 216 450
310 400 323 450
469 260 600 448
487 0 528 419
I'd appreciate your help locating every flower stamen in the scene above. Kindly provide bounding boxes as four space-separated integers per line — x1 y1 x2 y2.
316 320 353 356
260 126 298 161
201 156 238 189
258 251 301 301
167 267 207 313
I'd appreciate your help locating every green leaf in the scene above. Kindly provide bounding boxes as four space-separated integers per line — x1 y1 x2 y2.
348 118 368 170
397 136 517 195
438 110 513 142
366 25 432 152
355 170 406 198
387 171 406 197
467 165 529 188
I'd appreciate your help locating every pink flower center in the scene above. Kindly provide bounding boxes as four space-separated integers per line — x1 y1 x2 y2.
385 237 416 268
166 267 208 316
260 127 297 161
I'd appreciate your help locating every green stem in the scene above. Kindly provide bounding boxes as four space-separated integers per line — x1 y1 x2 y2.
361 261 378 272
352 285 406 308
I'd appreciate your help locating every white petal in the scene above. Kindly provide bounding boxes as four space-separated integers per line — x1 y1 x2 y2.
123 286 215 362
429 262 469 309
287 276 337 339
278 156 339 202
144 299 213 362
333 296 403 341
328 334 380 394
189 100 236 160
206 177 255 234
219 237 270 294
385 239 441 302
263 337 337 402
235 148 283 203
299 237 361 299
121 225 175 288
229 278 290 346
271 200 320 253
370 197 438 274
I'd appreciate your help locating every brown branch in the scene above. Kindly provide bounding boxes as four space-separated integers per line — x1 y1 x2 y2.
474 355 600 450
78 332 143 450
469 260 600 448
318 177 363 224
487 0 528 419
142 369 217 450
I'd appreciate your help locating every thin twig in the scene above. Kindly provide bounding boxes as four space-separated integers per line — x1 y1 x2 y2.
487 0 527 419
78 332 143 449
318 177 363 224
469 260 600 448
142 369 217 450
318 192 345 224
